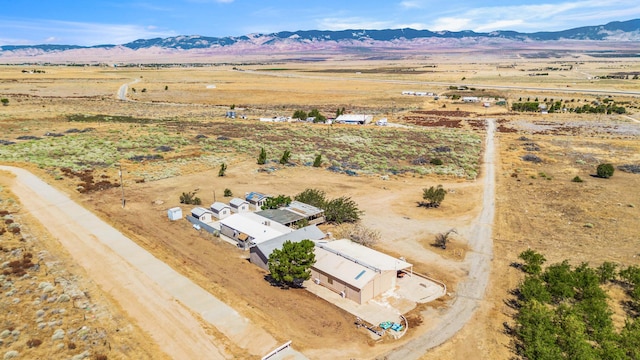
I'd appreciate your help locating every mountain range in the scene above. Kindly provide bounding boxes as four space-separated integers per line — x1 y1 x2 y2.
1 19 639 63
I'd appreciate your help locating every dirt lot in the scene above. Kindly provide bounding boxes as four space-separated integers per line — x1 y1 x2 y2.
1 58 639 359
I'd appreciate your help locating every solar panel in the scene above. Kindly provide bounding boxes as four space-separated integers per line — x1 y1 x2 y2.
354 270 366 280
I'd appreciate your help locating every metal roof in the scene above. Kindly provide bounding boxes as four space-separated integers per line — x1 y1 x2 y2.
283 201 324 217
313 246 377 290
318 239 412 271
253 225 325 260
255 209 304 225
229 197 249 208
191 207 212 217
210 202 230 213
219 212 291 245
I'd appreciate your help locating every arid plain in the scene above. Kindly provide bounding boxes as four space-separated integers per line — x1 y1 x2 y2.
1 53 640 359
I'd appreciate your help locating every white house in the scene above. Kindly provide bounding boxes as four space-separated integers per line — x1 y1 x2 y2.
191 207 214 223
245 192 270 210
229 198 250 213
219 212 292 249
210 202 232 219
462 97 479 103
310 239 413 304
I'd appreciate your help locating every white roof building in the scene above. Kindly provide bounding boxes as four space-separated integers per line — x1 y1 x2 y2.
219 212 292 249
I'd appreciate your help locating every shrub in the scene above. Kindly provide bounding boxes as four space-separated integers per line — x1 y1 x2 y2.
571 176 584 183
313 154 322 167
430 158 443 165
522 154 542 163
257 147 267 165
596 163 614 178
223 188 233 197
179 191 201 205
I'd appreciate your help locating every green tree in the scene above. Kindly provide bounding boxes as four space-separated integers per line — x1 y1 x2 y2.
518 249 546 275
280 150 291 165
543 260 576 302
292 110 308 120
268 240 316 287
164 85 168 91
324 196 362 224
223 188 233 197
421 185 446 208
596 163 615 179
519 276 551 304
294 188 327 209
257 147 267 165
596 262 618 284
218 163 227 177
312 154 323 167
1 98 9 106
308 108 326 123
261 195 292 210
515 300 563 360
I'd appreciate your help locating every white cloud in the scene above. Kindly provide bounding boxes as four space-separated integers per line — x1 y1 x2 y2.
400 1 423 9
0 19 176 46
317 17 392 31
424 0 640 32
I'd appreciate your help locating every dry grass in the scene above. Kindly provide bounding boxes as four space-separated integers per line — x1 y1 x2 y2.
0 57 639 360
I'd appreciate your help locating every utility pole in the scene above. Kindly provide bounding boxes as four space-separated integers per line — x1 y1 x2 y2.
119 163 125 208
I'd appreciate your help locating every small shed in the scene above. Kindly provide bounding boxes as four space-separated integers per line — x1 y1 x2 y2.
210 202 232 219
191 207 214 223
167 207 182 221
229 198 250 213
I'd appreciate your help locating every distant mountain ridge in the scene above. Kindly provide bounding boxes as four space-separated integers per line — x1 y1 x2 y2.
2 18 639 52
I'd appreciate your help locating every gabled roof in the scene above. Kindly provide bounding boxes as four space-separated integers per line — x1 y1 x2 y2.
283 201 324 217
253 225 325 260
191 207 213 217
229 197 249 208
210 202 230 213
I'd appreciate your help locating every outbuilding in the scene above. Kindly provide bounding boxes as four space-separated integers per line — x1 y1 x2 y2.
229 197 250 213
335 114 373 125
167 207 182 221
283 201 325 225
191 207 214 223
210 202 232 219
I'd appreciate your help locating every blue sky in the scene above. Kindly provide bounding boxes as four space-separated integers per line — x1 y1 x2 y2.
1 0 639 46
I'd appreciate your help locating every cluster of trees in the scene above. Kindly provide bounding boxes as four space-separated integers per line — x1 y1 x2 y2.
179 191 202 205
261 195 292 210
292 108 326 123
510 249 640 360
294 188 362 224
511 101 626 114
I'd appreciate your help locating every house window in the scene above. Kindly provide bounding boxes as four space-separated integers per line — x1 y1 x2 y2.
328 278 333 285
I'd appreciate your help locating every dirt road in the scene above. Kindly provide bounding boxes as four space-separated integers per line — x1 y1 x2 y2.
0 166 304 360
384 118 496 359
117 78 139 100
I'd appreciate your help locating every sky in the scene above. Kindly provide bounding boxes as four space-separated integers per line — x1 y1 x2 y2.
1 0 639 46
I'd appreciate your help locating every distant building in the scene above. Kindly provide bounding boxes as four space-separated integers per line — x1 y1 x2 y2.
335 114 373 125
245 192 271 210
191 207 214 223
210 202 232 220
219 212 292 249
462 97 479 103
229 198 250 213
249 225 326 271
167 207 182 221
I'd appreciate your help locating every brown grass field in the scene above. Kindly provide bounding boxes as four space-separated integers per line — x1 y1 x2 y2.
1 53 639 359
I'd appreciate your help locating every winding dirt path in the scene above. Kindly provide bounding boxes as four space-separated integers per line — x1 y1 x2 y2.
384 118 496 359
0 166 303 359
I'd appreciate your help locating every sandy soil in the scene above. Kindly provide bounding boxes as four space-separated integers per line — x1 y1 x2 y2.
1 61 639 359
